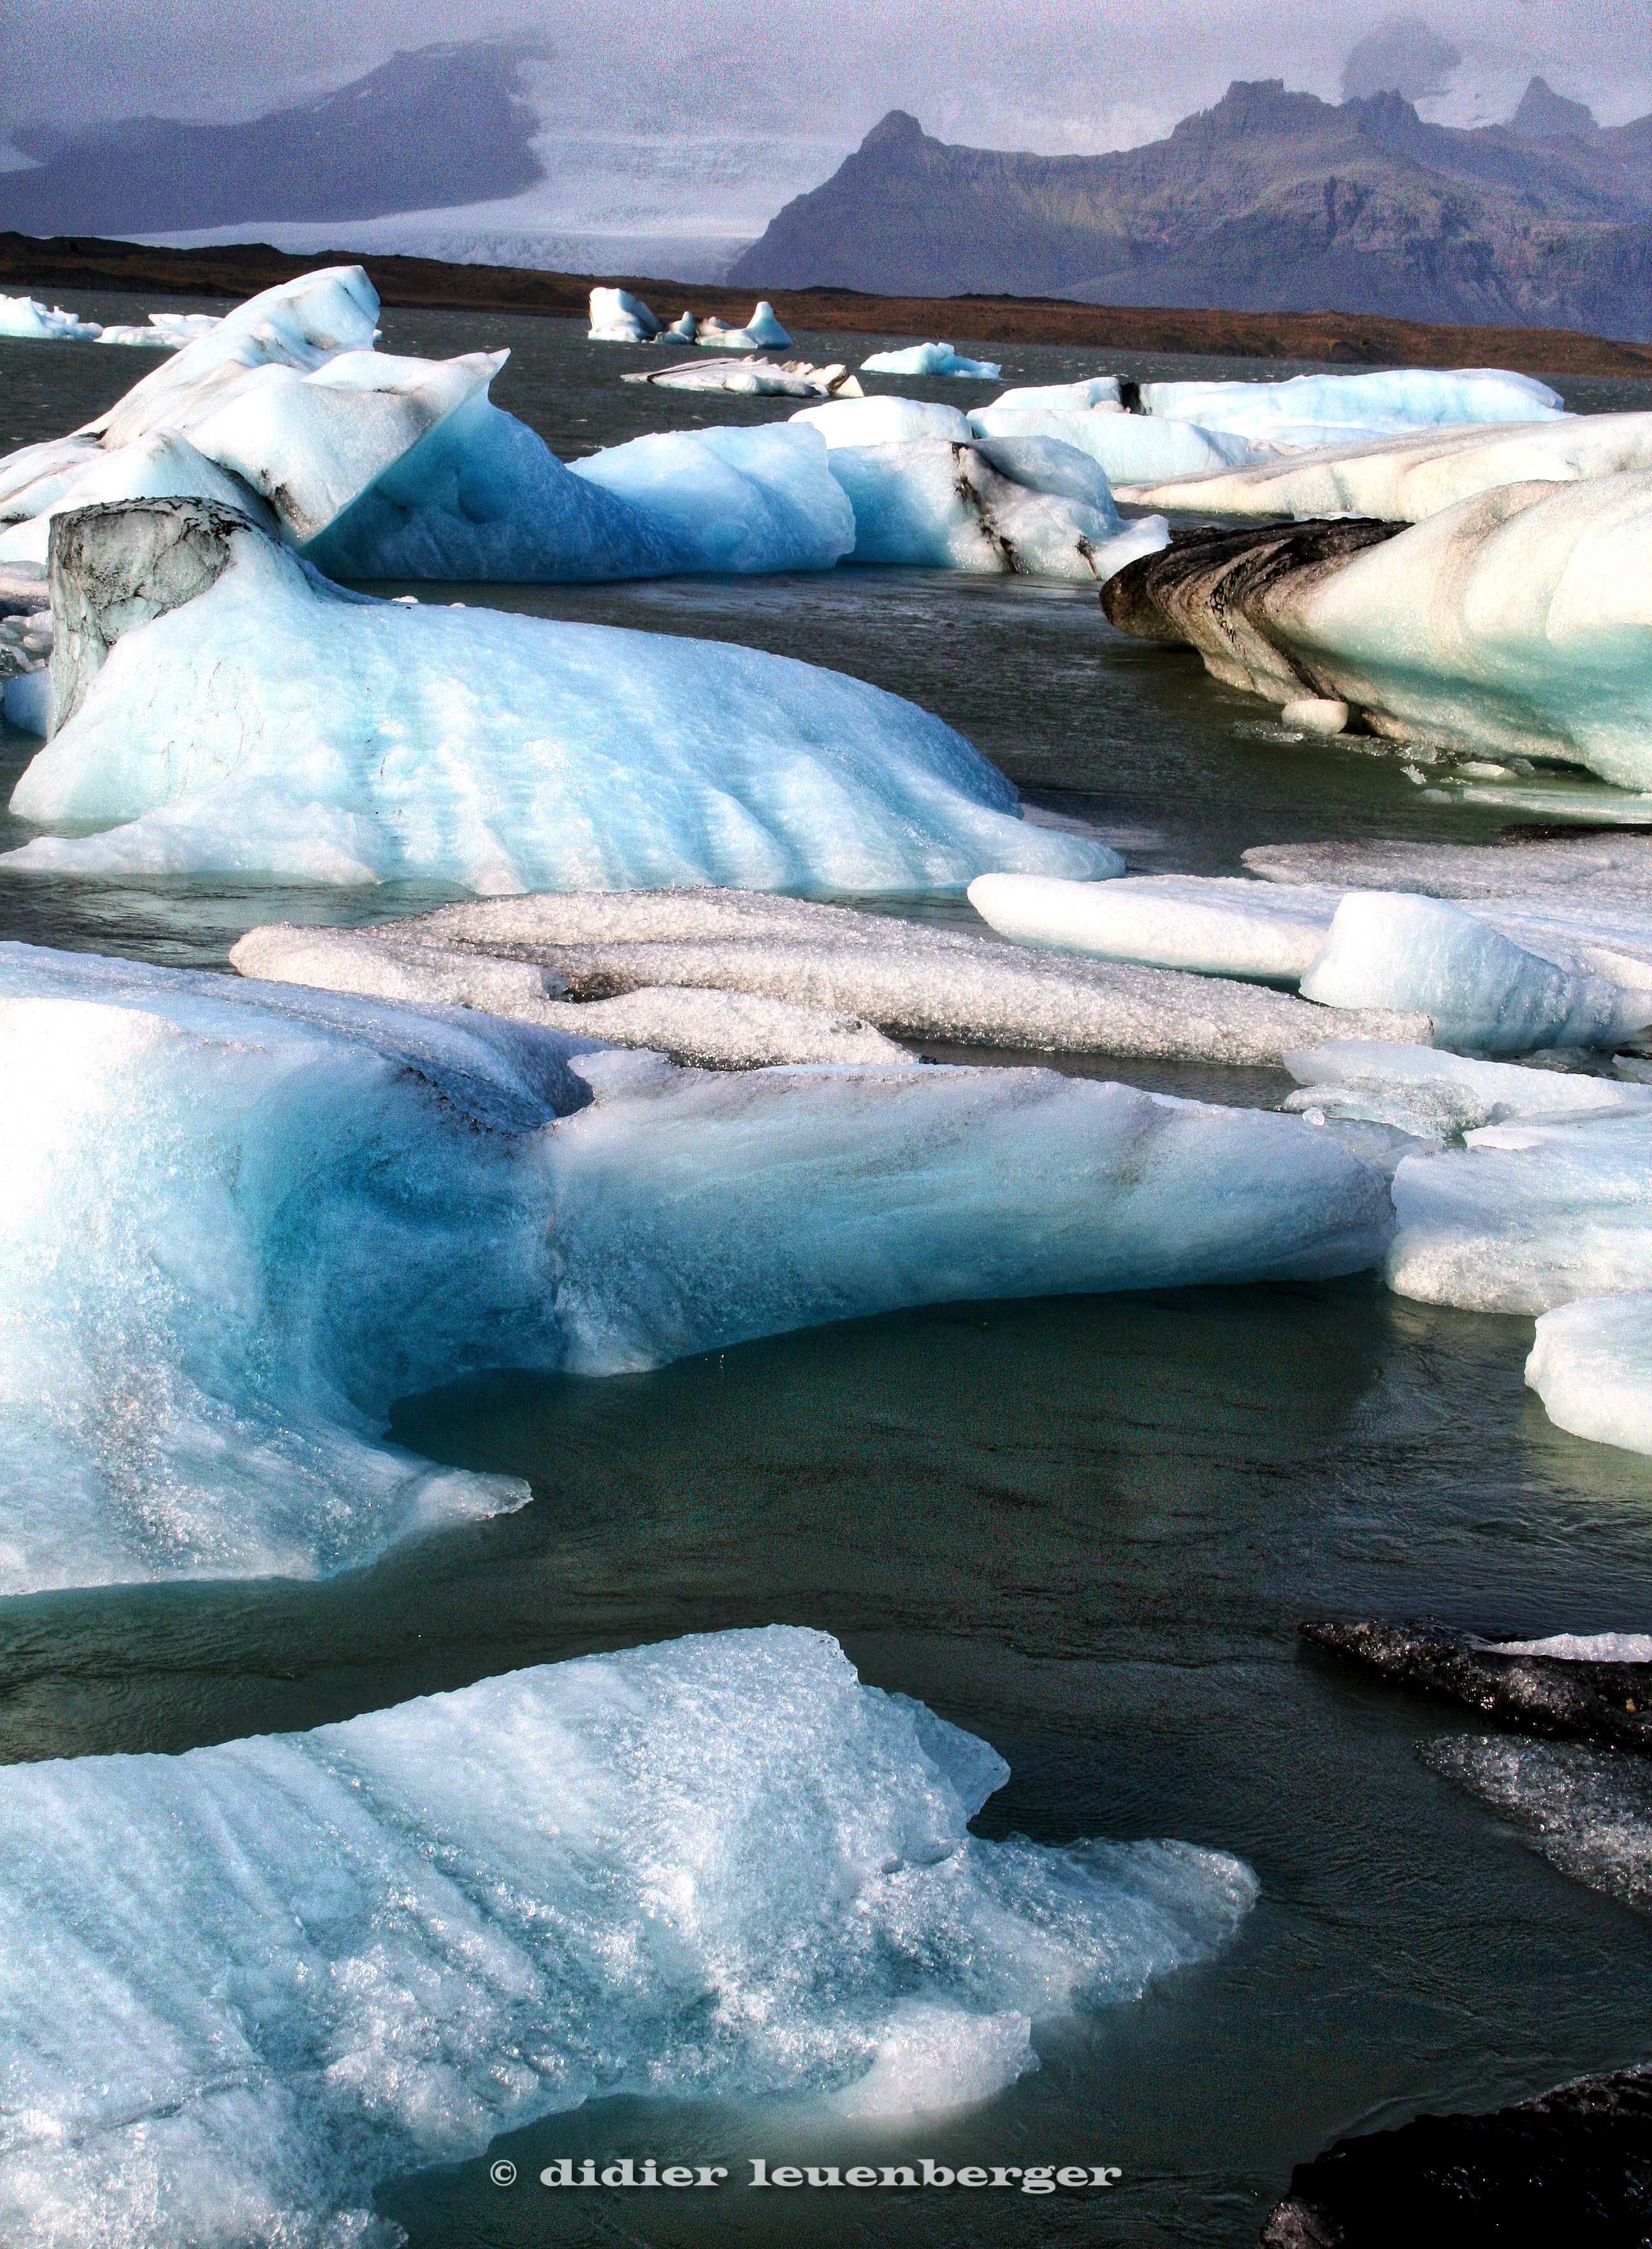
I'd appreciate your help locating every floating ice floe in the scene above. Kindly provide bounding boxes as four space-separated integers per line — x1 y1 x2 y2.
623 354 861 397
0 941 1393 1589
1479 1629 1652 1663
5 497 1090 889
1282 1040 1652 1146
1140 367 1565 447
696 300 792 350
93 310 224 349
0 293 103 342
0 1624 1256 2245
862 342 1003 379
989 377 1123 411
267 887 1433 1067
1526 1293 1652 1456
969 875 1652 1054
1101 485 1652 784
587 285 663 342
1117 409 1652 521
827 437 1168 581
970 405 1256 484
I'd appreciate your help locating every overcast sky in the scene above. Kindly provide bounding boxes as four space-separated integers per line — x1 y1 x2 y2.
10 0 1651 141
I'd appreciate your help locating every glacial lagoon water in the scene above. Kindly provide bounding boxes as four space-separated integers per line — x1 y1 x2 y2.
1 296 1649 2244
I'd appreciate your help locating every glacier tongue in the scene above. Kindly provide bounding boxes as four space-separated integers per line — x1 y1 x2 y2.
0 1626 1256 2248
0 939 1393 1592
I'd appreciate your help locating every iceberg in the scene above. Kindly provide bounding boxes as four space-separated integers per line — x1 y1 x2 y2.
0 1625 1256 2247
792 395 974 447
695 300 792 350
8 499 1094 891
1140 367 1565 446
989 377 1123 412
623 354 860 398
826 437 1167 581
0 940 1391 1590
0 429 276 567
1528 1292 1652 1455
301 887 1433 1066
586 285 662 342
569 423 855 577
1117 410 1652 523
0 293 102 342
1102 483 1652 785
94 311 224 349
862 342 1002 379
1298 893 1651 1055
970 405 1254 483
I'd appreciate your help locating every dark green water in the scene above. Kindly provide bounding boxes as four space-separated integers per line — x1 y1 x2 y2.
0 295 1647 2245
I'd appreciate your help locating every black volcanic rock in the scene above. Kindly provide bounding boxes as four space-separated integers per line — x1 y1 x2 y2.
0 41 542 237
1259 2065 1652 2247
1300 1620 1652 1754
730 80 1652 339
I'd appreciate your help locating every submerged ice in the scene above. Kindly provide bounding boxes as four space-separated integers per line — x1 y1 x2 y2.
0 1626 1256 2248
0 940 1393 1592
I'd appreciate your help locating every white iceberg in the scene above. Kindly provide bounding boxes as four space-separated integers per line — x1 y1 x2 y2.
8 500 1097 891
969 871 1337 984
1527 1293 1652 1456
0 940 1391 1590
0 293 102 342
792 395 974 448
1298 893 1651 1054
1140 367 1565 445
695 300 792 349
862 342 1002 379
1117 410 1652 522
827 437 1166 581
0 1624 1256 2246
969 405 1255 483
344 887 1431 1066
990 377 1123 412
587 285 662 342
623 354 860 398
94 310 224 349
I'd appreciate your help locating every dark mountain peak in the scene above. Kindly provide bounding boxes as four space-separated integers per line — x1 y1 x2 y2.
1511 76 1599 140
861 109 927 151
1175 80 1331 140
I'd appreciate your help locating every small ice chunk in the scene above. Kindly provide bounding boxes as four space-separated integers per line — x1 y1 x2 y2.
695 300 792 350
862 342 1002 379
1481 1623 1652 1662
1282 695 1349 735
588 286 662 342
970 872 1333 982
990 377 1122 411
1526 1293 1652 1457
0 1626 1256 2242
1 666 50 734
792 395 973 448
1299 892 1651 1053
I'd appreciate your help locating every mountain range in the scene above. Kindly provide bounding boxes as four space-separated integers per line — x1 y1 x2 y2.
730 80 1652 339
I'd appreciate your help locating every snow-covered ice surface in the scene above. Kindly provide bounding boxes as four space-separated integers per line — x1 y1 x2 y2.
1118 410 1652 522
862 344 1002 379
1526 1294 1652 1458
969 406 1254 484
231 922 914 1070
370 887 1432 1066
0 940 1393 1592
8 507 1098 892
825 439 1166 581
1298 894 1651 1055
0 1625 1256 2248
0 294 103 342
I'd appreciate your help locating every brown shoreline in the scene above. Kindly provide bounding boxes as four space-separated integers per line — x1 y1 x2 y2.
5 228 1652 378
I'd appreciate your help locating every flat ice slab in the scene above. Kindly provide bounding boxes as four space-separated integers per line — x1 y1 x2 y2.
1526 1293 1652 1457
1 938 1393 1591
862 342 1002 379
0 1624 1257 2246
